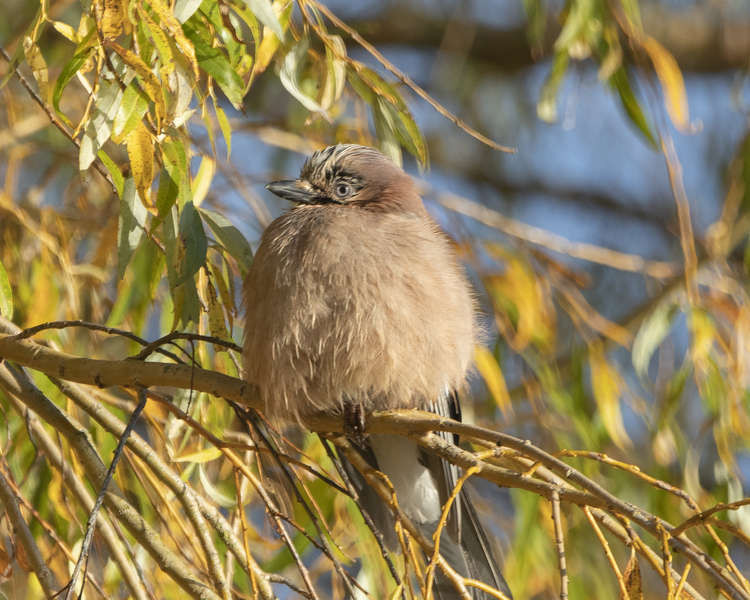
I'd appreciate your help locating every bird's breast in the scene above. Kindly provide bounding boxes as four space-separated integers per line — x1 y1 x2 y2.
243 207 476 421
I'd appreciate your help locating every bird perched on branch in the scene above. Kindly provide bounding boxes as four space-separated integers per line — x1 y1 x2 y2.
243 144 512 599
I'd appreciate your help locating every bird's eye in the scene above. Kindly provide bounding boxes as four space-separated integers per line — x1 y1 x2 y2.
334 182 351 198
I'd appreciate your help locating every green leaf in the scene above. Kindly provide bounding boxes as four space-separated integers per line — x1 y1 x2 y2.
97 149 124 197
113 83 150 142
156 167 179 220
78 80 122 170
117 178 148 278
0 259 13 319
632 302 679 379
609 67 658 148
242 0 283 39
161 135 191 208
183 19 244 109
554 0 595 51
52 38 95 124
214 103 231 159
320 34 347 110
176 201 208 285
174 0 202 23
199 208 253 274
279 39 326 114
537 51 568 123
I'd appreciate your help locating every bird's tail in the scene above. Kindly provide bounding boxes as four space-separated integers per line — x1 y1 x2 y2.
446 487 513 599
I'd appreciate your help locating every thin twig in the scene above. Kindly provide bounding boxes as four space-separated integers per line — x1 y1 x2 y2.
0 46 116 193
64 388 147 600
132 331 242 360
433 188 677 278
320 436 405 596
551 490 568 600
0 468 61 598
672 499 750 537
583 506 628 598
7 320 185 364
305 0 515 153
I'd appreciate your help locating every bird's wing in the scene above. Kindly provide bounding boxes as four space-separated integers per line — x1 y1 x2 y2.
425 388 463 537
426 389 513 599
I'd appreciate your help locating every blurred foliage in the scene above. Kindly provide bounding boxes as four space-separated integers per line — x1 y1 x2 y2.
0 0 748 599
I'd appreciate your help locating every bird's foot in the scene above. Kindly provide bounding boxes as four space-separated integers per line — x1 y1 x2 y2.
343 403 367 447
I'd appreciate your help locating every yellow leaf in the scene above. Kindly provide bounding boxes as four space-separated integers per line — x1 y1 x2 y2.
148 0 199 80
126 122 154 206
204 273 229 343
642 36 689 131
484 246 555 351
474 346 512 417
51 20 77 42
138 5 175 77
191 155 215 207
99 0 125 41
589 346 631 449
689 308 715 368
173 446 222 463
23 37 49 102
107 41 166 128
620 548 643 600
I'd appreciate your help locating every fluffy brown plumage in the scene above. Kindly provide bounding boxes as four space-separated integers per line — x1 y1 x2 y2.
242 144 511 599
243 145 476 423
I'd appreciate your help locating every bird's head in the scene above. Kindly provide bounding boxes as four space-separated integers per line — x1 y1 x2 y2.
265 144 424 213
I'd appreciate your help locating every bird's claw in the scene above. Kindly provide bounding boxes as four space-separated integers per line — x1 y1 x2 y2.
343 403 367 447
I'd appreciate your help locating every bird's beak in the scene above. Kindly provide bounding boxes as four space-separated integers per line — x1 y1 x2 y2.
265 179 320 205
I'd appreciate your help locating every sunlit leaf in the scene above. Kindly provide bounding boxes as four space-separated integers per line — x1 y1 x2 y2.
537 51 568 123
126 122 155 205
474 346 512 417
215 103 231 159
150 0 199 79
279 39 326 115
204 275 230 342
642 36 689 131
173 446 222 463
100 0 126 40
0 259 13 319
485 246 556 351
191 156 215 207
113 83 149 142
320 34 347 110
79 80 122 170
689 308 716 371
632 302 679 379
554 0 595 52
117 178 148 278
174 0 202 23
589 346 631 448
97 149 124 197
52 41 95 124
50 19 77 42
183 18 244 109
139 5 175 76
23 37 49 101
242 0 283 39
107 41 167 127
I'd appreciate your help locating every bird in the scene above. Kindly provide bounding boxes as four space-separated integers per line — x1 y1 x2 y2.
242 144 512 599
